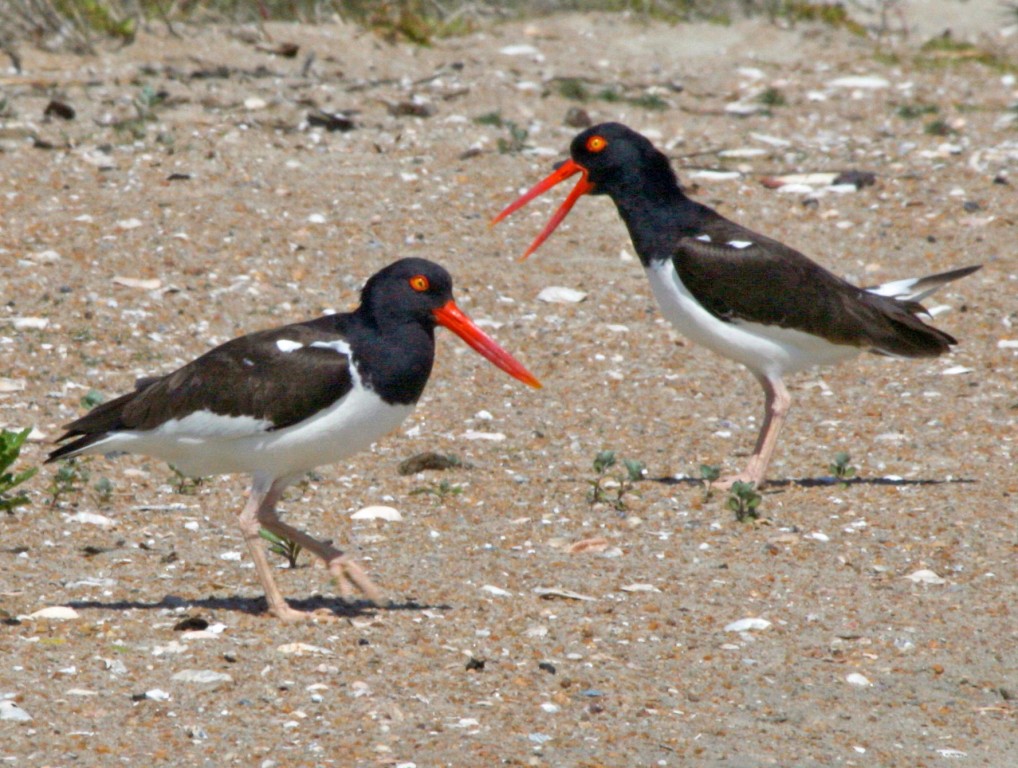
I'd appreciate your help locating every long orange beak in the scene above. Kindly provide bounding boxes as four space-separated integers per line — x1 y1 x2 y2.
491 159 594 260
432 300 541 389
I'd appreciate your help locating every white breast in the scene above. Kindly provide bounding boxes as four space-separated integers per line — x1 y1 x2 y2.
644 260 860 378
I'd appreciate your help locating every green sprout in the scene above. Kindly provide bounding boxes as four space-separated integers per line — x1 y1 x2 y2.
259 529 303 568
409 479 463 502
726 481 762 523
829 451 856 486
1 428 38 514
48 457 89 507
587 450 645 512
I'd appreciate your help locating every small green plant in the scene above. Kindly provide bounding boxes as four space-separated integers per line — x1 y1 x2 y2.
699 463 721 499
168 465 205 495
587 450 645 512
92 476 115 505
409 479 463 502
80 389 105 409
48 457 89 507
756 87 786 108
259 529 302 568
828 451 856 485
726 481 762 523
897 103 939 120
473 111 504 127
557 78 590 102
0 428 38 514
497 121 529 154
924 119 956 137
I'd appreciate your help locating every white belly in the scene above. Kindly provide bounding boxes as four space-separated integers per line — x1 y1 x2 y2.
644 260 859 378
88 387 414 480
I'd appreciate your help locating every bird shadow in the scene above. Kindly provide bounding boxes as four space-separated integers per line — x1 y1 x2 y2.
649 474 977 489
62 594 446 619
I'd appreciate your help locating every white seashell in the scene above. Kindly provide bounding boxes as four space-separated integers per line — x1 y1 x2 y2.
26 606 80 621
905 569 946 585
845 672 873 687
724 617 771 632
537 286 587 304
351 505 403 522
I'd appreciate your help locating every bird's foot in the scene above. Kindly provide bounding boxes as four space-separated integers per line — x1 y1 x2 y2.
710 472 765 492
269 603 342 623
328 555 383 603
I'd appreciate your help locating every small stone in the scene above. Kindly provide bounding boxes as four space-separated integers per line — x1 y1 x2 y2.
350 505 402 522
724 617 771 632
26 606 79 621
846 672 872 687
171 669 233 685
828 75 889 89
277 642 331 656
244 97 268 110
66 511 116 527
480 585 512 597
564 106 592 128
0 701 32 722
905 569 946 585
537 286 586 304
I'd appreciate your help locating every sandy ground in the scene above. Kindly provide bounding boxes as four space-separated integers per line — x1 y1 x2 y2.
1 4 1017 766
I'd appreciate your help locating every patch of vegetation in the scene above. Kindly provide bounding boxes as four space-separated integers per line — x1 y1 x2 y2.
48 457 89 507
726 481 761 522
557 78 591 102
756 87 786 108
259 528 303 568
828 451 856 486
916 33 1015 73
780 1 866 36
924 118 956 137
472 111 530 153
409 479 463 502
0 428 37 514
699 463 721 500
587 450 645 512
168 465 206 495
897 103 939 120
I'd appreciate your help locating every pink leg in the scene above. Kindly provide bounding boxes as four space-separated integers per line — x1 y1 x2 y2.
713 374 791 491
236 477 381 622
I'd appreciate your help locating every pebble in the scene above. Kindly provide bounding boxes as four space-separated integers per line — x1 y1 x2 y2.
244 97 267 110
845 672 873 687
113 276 161 291
26 606 79 621
351 505 403 522
499 44 540 57
461 430 506 441
143 688 171 701
941 366 974 376
724 617 771 632
171 669 233 685
905 569 946 585
0 700 32 722
11 317 49 330
66 511 116 527
277 642 331 656
828 75 889 89
480 585 512 597
534 587 596 601
537 286 587 304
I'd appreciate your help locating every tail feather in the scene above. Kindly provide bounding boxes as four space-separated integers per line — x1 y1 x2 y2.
866 264 981 303
46 378 159 463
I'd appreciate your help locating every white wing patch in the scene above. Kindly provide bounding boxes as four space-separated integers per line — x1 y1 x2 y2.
276 339 304 353
310 339 352 356
726 240 754 249
695 234 712 243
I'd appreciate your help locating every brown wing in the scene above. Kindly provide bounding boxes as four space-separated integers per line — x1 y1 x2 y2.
671 232 956 357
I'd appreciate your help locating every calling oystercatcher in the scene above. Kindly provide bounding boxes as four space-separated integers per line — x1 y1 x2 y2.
48 258 540 621
493 122 978 489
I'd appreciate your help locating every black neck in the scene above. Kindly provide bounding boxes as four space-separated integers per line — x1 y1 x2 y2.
343 313 436 405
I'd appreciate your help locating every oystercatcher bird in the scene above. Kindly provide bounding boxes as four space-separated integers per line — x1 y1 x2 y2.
48 258 540 621
493 122 978 488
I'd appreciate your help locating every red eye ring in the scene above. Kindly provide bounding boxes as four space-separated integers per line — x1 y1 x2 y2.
586 135 607 153
409 275 430 292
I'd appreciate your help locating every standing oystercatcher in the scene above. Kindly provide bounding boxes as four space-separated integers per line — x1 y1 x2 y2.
493 122 978 489
48 258 541 621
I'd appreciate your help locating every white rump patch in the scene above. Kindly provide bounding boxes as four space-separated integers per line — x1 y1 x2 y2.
275 339 304 353
694 234 712 243
310 339 352 356
726 240 753 249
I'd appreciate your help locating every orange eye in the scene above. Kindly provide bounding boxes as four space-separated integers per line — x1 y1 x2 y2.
586 135 607 153
409 275 430 292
